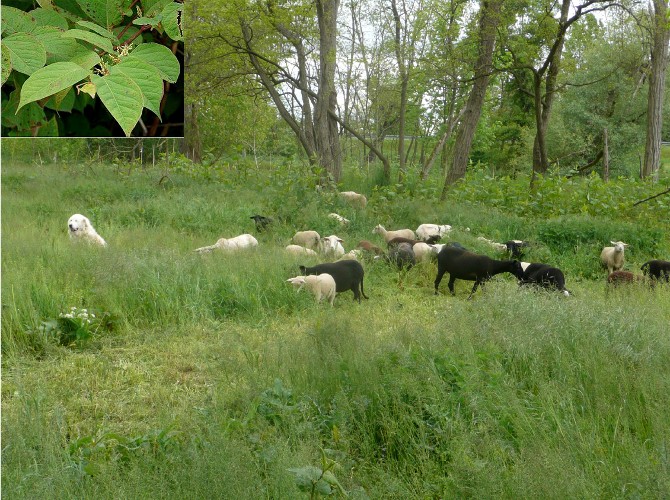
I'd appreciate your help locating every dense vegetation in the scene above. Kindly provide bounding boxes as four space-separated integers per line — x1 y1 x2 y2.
2 158 669 498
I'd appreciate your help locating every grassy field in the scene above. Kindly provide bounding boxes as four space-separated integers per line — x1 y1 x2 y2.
2 162 670 498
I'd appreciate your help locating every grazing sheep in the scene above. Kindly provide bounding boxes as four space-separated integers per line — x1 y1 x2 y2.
476 236 508 252
387 242 416 269
286 274 337 306
518 262 570 296
292 230 321 250
300 260 368 303
328 213 350 225
387 235 441 248
67 214 107 247
285 245 319 257
607 271 646 286
601 241 628 274
431 242 467 258
416 224 452 241
372 224 416 243
319 235 345 258
250 214 273 232
434 246 521 299
412 242 435 263
641 260 670 282
195 234 258 253
505 240 529 259
338 249 363 261
339 191 367 208
356 240 385 256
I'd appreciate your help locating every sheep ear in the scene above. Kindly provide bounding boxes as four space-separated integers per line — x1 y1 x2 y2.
610 241 617 245
337 238 344 243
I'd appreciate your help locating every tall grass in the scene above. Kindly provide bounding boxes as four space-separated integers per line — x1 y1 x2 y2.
2 163 670 498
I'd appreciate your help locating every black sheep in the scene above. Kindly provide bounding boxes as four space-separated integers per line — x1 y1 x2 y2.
434 246 521 299
518 262 570 296
641 260 670 282
300 260 368 303
250 214 273 232
505 240 529 259
388 242 415 270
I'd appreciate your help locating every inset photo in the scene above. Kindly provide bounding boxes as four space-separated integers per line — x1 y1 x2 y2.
1 0 183 137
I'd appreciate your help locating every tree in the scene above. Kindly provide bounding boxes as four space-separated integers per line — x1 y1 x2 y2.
642 0 670 179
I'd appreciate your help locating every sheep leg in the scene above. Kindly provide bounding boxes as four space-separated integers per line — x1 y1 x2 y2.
447 276 457 296
434 268 447 295
467 280 482 300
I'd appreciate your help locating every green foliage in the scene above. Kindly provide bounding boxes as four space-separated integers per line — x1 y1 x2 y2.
1 1 183 137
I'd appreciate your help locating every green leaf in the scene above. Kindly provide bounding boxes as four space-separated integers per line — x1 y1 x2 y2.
1 6 38 35
133 16 162 27
45 86 76 112
111 57 164 117
2 90 47 132
1 45 12 86
62 29 115 53
76 20 118 40
53 0 89 20
92 72 144 136
75 0 126 28
161 3 183 41
127 43 179 83
30 8 69 30
2 33 47 75
18 62 90 110
143 0 173 17
36 115 60 136
33 28 101 69
113 25 140 45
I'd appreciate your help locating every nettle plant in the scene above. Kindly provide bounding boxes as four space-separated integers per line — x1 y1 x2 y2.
1 0 183 137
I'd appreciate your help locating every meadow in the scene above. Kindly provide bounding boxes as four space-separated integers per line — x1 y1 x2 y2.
2 161 670 498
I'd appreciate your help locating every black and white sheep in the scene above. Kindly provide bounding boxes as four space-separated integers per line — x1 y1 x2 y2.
505 240 529 259
517 262 570 296
299 260 368 303
434 246 521 299
641 260 670 282
416 224 452 241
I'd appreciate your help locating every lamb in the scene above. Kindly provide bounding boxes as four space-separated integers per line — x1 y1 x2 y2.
388 242 416 269
67 214 107 247
319 235 345 258
338 249 363 261
285 245 318 257
412 242 435 263
641 260 670 282
607 270 645 286
372 224 415 243
328 213 350 225
416 224 452 241
250 214 273 232
434 246 521 299
339 191 367 208
517 262 570 296
600 241 628 274
286 274 337 306
299 260 368 303
292 230 321 250
356 240 385 256
195 234 258 253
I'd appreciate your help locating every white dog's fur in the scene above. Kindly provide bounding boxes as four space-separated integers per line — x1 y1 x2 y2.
67 214 107 246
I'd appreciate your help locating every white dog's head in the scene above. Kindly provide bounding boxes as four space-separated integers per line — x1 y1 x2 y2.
67 214 107 246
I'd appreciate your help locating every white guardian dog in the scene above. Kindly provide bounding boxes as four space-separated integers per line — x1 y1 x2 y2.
67 214 107 247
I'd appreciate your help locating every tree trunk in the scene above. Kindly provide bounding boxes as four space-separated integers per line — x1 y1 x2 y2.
314 0 342 184
183 47 202 163
642 0 670 179
443 0 502 195
603 128 609 182
391 0 408 183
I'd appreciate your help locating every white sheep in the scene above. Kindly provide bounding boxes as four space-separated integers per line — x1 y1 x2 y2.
416 224 451 241
319 235 345 258
412 242 435 263
338 249 363 261
285 244 319 257
601 241 628 274
291 230 321 250
286 274 337 306
476 236 507 252
339 191 367 209
328 213 350 225
195 234 258 253
372 224 415 243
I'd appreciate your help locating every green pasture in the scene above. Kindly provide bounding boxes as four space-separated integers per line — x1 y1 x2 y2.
2 163 670 498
